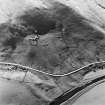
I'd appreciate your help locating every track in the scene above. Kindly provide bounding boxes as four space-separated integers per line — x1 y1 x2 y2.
0 61 105 104
0 61 105 77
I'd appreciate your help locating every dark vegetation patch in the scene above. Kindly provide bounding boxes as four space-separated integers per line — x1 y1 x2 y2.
0 2 105 104
0 1 105 74
19 8 56 35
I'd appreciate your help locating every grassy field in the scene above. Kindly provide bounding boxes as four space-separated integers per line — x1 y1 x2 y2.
0 0 105 104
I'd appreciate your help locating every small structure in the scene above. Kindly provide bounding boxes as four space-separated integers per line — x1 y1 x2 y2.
25 30 40 46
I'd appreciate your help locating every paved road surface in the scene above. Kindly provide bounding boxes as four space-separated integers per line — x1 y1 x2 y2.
72 82 105 105
49 74 105 105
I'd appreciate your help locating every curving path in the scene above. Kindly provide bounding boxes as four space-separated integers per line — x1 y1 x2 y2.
0 61 105 77
0 61 105 104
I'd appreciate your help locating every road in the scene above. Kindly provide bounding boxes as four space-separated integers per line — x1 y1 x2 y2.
49 74 105 105
72 81 105 105
0 61 105 104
